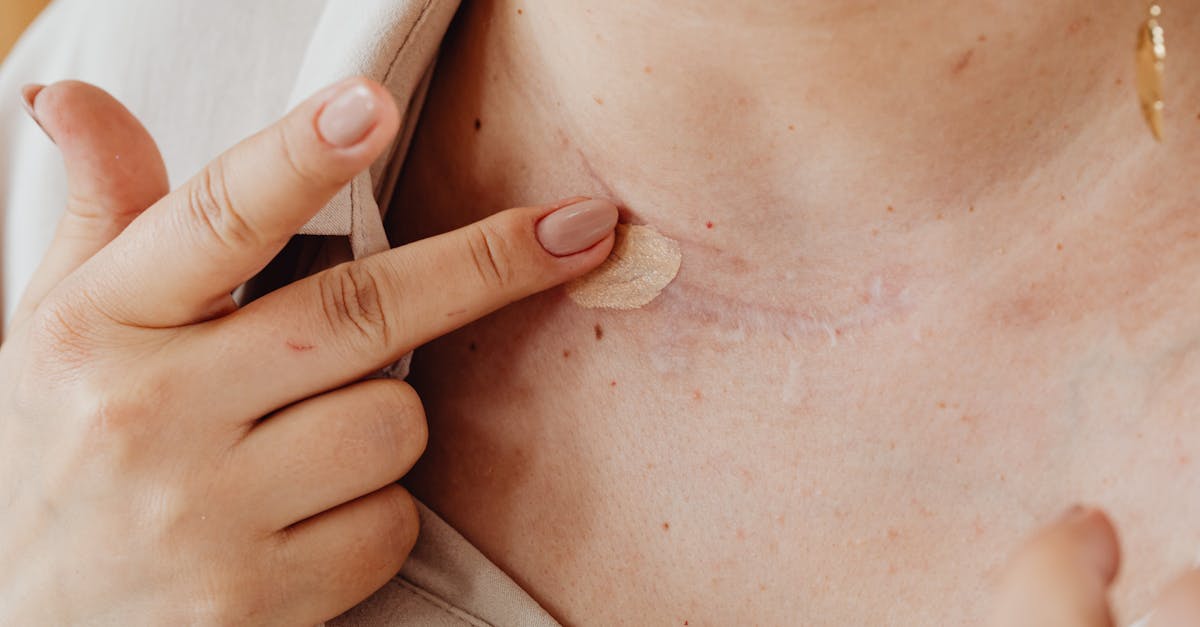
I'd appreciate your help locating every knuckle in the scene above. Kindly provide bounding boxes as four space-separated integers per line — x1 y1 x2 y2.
25 298 100 368
185 157 259 250
316 262 392 346
465 220 519 292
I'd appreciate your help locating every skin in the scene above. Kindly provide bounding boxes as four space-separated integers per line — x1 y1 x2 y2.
0 77 616 624
2 1 1198 624
394 0 1200 624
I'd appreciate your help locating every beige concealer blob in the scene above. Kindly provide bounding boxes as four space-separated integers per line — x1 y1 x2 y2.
566 223 682 309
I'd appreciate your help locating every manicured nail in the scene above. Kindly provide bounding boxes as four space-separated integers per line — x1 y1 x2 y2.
19 84 52 142
536 198 619 256
316 82 380 147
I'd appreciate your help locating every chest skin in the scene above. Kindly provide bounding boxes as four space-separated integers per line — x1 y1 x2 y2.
393 3 1200 625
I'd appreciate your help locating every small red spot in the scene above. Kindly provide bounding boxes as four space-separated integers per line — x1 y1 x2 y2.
705 221 714 229
286 340 315 352
610 380 618 387
977 34 988 43
736 528 747 540
692 389 703 400
562 349 572 358
951 49 975 75
594 324 604 340
446 308 467 317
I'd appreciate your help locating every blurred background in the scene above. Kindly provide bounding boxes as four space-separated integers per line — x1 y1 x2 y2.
2 0 50 61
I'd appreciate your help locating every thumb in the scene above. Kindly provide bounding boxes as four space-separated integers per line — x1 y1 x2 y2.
10 80 169 330
991 506 1121 627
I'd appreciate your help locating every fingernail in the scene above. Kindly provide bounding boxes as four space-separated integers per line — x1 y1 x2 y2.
19 83 52 143
316 81 380 147
536 198 619 256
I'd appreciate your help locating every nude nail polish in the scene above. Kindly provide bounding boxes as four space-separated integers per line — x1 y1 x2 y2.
316 82 380 148
536 198 619 256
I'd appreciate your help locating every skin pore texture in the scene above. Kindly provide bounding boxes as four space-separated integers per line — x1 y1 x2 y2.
394 1 1200 624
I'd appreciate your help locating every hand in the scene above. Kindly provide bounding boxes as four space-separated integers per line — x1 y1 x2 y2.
0 77 617 625
991 506 1200 627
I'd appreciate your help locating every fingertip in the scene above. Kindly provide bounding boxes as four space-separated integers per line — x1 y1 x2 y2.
311 76 400 152
1056 506 1121 585
535 197 620 256
1149 570 1200 627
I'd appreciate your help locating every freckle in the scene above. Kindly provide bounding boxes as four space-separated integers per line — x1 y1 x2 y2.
473 118 481 131
516 8 523 14
593 96 604 105
468 341 477 352
705 221 714 229
935 212 944 220
643 65 653 74
1115 77 1123 86
886 205 895 213
1060 193 1067 201
692 389 703 400
1056 242 1063 251
563 349 571 359
870 228 879 236
968 205 975 213
736 528 747 540
594 323 604 340
887 528 900 540
758 583 767 592
787 124 795 131
977 34 988 42
937 401 947 409
662 522 670 531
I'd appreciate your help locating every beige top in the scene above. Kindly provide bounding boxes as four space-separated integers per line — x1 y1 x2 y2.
0 1 558 624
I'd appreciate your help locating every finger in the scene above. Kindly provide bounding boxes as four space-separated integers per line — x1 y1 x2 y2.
233 379 426 531
64 76 400 328
198 196 617 418
9 81 169 330
271 483 419 625
991 506 1120 627
1148 570 1200 627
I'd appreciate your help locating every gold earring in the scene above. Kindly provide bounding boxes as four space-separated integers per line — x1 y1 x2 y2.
1136 3 1166 141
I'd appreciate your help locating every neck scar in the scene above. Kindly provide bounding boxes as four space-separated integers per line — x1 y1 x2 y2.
566 224 682 309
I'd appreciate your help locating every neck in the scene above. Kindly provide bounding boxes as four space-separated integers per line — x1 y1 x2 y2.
399 1 1200 325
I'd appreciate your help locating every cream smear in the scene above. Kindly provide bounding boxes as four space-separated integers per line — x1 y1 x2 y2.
566 223 681 309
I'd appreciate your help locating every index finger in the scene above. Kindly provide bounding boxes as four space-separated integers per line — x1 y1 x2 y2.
63 77 400 328
193 197 618 418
